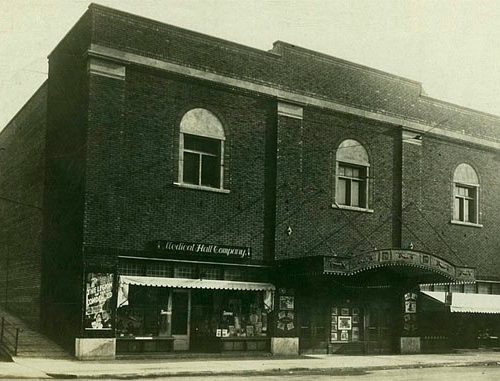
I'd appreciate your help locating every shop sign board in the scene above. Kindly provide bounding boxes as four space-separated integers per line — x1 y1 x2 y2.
152 240 251 259
84 272 114 330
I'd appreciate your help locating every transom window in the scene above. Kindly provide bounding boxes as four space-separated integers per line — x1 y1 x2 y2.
179 108 225 190
335 139 370 209
453 163 479 224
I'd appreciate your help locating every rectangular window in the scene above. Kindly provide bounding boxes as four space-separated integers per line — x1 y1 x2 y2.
119 262 142 276
337 178 347 205
182 134 221 188
199 266 221 280
174 265 194 279
337 163 367 208
454 185 477 223
145 262 172 277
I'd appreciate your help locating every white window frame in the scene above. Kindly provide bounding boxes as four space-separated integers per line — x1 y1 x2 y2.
336 162 369 209
175 109 229 193
333 139 372 213
451 164 481 227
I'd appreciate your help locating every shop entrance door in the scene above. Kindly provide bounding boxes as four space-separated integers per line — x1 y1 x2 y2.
364 303 396 354
171 290 191 351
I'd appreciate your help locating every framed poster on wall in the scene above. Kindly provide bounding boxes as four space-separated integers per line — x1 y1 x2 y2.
338 316 352 330
352 327 359 341
84 272 114 330
279 296 295 310
340 330 349 341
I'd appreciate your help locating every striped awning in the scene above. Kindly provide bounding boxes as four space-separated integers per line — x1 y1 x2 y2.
119 275 275 291
450 293 500 314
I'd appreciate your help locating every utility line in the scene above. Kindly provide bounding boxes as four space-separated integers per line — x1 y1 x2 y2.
0 196 42 211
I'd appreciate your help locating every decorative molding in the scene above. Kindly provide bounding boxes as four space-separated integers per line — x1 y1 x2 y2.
88 57 126 80
87 44 500 151
277 101 303 120
323 249 476 283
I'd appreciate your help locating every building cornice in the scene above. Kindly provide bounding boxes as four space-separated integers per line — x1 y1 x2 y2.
88 43 500 151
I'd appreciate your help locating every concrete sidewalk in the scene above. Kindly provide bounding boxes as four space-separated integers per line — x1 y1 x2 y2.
3 351 500 379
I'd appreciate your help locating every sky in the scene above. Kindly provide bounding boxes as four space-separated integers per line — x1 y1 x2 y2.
1 0 500 130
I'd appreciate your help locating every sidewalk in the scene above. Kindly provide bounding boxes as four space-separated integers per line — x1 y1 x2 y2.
3 351 500 379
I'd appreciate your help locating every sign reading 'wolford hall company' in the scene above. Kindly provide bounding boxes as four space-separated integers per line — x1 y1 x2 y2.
153 240 252 259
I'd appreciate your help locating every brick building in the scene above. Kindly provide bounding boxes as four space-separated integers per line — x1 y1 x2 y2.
1 4 500 358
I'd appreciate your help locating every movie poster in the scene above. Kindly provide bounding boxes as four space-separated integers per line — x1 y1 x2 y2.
84 272 114 330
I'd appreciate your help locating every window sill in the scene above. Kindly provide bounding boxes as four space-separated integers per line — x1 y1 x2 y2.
331 204 374 213
173 182 230 194
450 220 483 228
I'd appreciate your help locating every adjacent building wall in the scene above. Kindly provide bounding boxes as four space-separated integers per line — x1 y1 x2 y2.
41 11 91 350
0 83 47 328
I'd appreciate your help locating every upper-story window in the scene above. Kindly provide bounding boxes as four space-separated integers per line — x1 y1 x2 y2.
178 108 225 190
335 139 370 210
452 163 479 224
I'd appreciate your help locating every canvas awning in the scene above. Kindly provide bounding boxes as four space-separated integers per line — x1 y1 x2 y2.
421 291 447 303
450 293 500 314
119 275 275 291
421 291 500 314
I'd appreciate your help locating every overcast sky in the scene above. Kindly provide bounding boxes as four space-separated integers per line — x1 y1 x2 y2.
1 0 500 130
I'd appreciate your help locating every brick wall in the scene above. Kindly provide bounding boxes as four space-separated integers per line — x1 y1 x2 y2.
88 4 500 142
41 12 91 349
402 136 500 279
83 67 274 261
0 84 46 328
274 107 399 260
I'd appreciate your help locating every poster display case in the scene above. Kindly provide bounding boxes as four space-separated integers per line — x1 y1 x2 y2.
330 305 362 343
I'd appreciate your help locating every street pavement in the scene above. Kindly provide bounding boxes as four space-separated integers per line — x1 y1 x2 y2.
115 366 500 381
2 351 500 379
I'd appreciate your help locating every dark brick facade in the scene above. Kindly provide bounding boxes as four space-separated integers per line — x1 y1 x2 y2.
83 70 272 260
0 84 46 328
275 108 400 260
401 137 500 278
1 3 499 351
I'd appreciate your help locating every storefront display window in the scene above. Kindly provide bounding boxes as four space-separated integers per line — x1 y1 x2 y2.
116 286 270 341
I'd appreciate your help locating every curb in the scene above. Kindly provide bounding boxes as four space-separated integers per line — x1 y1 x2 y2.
44 360 500 379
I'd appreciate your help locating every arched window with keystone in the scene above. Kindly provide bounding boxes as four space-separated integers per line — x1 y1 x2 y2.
452 163 480 225
178 108 225 190
335 139 370 210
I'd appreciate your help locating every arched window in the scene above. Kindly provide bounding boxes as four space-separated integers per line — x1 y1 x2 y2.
453 163 479 224
335 139 370 209
178 108 225 189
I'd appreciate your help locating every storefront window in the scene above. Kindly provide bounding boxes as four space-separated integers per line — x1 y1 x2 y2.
116 286 270 340
213 291 268 338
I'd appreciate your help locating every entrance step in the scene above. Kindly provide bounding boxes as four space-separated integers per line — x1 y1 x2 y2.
0 305 70 359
